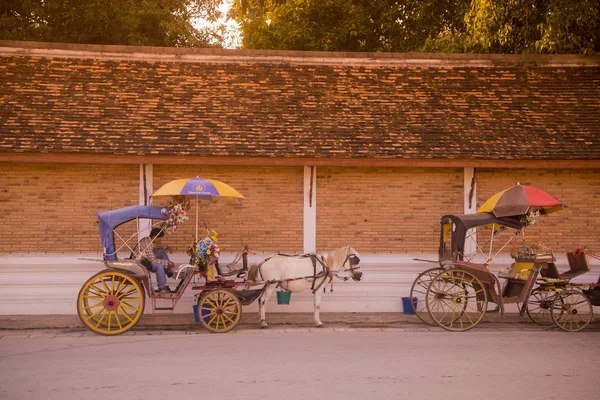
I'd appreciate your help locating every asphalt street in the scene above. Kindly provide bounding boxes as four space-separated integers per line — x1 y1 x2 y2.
1 324 599 400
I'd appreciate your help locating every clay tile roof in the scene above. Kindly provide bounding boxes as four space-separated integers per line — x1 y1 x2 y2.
0 41 599 162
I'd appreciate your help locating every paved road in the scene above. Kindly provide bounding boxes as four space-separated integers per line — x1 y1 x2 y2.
1 326 599 400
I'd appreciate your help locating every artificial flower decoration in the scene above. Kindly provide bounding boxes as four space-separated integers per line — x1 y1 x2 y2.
161 195 191 234
186 229 221 281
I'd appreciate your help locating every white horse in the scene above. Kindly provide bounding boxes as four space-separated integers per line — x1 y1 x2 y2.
247 246 363 328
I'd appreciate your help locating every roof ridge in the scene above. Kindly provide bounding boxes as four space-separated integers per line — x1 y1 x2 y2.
1 40 599 67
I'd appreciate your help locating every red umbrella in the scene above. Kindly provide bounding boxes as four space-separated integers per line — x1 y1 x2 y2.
477 184 565 218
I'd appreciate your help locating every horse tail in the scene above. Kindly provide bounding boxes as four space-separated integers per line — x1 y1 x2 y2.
247 256 277 282
247 264 259 282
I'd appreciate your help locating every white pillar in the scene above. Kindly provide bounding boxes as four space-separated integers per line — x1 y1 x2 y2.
464 167 476 255
303 166 317 253
138 164 153 237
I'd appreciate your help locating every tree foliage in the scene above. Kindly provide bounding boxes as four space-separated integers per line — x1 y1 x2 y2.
231 0 600 54
231 0 469 52
0 0 224 47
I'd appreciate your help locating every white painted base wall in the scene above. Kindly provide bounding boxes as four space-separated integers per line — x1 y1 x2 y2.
1 253 597 315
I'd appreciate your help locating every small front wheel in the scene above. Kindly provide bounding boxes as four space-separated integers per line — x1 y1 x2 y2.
551 289 593 332
198 289 242 333
526 288 555 326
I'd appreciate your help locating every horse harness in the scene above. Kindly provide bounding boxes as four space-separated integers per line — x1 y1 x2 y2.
260 252 333 294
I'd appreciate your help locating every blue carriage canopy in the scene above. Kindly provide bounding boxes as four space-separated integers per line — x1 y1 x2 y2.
439 213 524 261
98 205 168 261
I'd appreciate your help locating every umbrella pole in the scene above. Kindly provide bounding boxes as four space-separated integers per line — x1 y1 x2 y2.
195 196 198 242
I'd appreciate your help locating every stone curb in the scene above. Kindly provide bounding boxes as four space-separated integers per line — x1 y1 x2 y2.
0 312 551 330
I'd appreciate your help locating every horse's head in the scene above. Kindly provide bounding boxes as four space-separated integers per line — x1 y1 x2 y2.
342 246 363 281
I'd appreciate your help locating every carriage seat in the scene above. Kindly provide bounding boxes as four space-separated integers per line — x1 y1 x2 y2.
540 262 561 279
559 252 591 280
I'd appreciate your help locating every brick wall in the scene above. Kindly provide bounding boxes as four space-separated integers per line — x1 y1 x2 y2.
153 166 303 254
477 169 600 254
2 162 597 257
316 167 464 253
0 162 138 253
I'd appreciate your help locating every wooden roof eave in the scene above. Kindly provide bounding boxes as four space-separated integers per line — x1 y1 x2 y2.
0 152 598 169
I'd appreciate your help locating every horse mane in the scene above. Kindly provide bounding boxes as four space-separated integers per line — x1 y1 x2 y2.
322 246 350 270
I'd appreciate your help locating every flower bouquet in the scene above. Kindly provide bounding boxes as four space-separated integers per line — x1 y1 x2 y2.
187 229 220 280
162 195 191 234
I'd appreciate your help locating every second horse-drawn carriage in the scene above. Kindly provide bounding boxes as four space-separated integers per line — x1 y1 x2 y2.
410 185 599 332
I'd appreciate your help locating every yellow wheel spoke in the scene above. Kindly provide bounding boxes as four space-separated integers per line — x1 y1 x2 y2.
83 303 104 311
85 307 105 322
83 294 104 301
95 311 108 328
107 310 112 331
117 305 135 323
88 285 108 298
120 302 140 312
114 278 125 297
101 279 112 296
113 310 124 330
118 286 137 299
221 313 234 325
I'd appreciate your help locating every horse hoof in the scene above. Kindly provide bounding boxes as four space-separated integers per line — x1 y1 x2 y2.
261 325 269 329
316 324 325 328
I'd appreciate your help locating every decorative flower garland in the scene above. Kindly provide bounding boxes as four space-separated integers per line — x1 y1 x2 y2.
161 195 191 234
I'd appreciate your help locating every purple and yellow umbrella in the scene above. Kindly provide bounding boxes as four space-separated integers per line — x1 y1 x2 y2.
152 177 244 200
152 176 244 239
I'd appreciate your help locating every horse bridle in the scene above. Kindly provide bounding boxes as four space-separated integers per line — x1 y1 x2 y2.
342 253 361 275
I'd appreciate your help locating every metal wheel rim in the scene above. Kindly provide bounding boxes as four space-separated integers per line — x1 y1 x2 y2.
526 289 556 326
426 269 488 332
199 289 242 333
409 267 444 325
551 289 593 332
77 270 145 335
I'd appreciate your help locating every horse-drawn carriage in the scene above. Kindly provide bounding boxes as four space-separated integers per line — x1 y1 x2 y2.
410 193 599 332
77 177 362 336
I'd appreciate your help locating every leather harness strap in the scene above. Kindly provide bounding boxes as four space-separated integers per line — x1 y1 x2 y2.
271 253 332 294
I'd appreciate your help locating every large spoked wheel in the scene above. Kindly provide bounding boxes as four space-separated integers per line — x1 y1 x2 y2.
526 288 556 326
551 289 593 332
426 269 488 332
198 289 242 333
409 267 444 325
77 270 145 335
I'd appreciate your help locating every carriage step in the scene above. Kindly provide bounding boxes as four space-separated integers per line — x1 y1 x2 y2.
154 307 174 311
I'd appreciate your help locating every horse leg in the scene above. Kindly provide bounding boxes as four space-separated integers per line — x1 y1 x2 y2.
313 289 325 327
259 284 276 329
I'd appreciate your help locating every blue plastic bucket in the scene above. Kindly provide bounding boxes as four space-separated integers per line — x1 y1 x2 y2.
193 304 200 323
401 297 417 315
192 304 210 323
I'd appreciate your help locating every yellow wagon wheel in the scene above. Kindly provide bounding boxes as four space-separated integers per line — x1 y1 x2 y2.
551 289 593 332
426 269 488 332
198 289 242 333
77 270 145 335
526 288 555 326
409 267 444 326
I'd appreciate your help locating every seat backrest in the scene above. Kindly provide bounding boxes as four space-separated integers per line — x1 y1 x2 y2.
540 262 561 279
560 252 590 280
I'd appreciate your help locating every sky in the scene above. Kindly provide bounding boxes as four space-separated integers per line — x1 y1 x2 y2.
193 0 241 49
